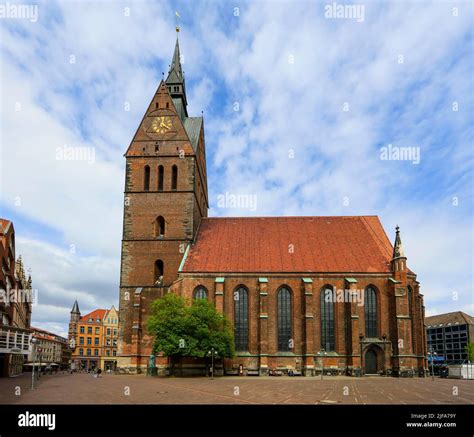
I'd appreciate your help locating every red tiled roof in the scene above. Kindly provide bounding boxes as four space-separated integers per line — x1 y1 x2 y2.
0 218 13 236
181 216 395 273
80 309 107 323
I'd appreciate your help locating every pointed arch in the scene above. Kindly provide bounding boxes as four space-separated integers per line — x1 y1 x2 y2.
171 165 178 190
144 165 150 191
277 286 292 352
193 286 208 300
158 165 164 191
233 285 248 352
320 284 335 351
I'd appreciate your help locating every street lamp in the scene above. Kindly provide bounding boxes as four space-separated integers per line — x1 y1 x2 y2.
317 348 327 381
428 346 437 380
207 347 218 380
37 346 43 379
359 334 365 377
30 337 38 390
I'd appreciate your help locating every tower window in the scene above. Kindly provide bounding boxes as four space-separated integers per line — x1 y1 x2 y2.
158 165 164 191
144 165 150 191
155 102 159 109
154 260 164 285
171 165 178 190
166 102 169 108
155 216 165 237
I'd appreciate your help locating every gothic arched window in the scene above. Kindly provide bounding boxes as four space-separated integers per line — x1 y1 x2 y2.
365 286 378 338
158 165 164 191
171 165 178 191
408 286 415 351
155 216 165 237
407 286 413 317
320 285 335 351
277 287 292 352
144 165 150 191
234 286 248 352
193 286 208 300
154 260 164 284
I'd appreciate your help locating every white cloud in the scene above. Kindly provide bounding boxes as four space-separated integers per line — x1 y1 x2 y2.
0 0 472 338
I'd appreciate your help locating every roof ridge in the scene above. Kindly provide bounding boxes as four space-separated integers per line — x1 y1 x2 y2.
202 215 380 220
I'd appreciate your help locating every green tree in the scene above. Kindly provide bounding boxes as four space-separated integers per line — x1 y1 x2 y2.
147 293 235 373
187 299 235 359
465 343 474 362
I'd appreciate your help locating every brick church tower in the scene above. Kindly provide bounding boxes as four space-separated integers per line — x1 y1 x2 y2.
117 31 208 372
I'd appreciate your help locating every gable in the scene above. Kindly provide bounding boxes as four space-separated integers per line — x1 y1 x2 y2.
124 81 195 157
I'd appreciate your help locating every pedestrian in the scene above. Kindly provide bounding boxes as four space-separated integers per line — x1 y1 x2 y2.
97 368 102 378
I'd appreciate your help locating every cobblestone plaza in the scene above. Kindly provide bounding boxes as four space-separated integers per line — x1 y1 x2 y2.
1 373 472 405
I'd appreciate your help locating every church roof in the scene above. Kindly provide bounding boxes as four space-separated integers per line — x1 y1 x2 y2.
0 218 12 235
183 117 203 150
172 98 186 121
181 216 395 274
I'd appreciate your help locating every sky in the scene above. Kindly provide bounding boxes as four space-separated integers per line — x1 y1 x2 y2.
0 0 472 338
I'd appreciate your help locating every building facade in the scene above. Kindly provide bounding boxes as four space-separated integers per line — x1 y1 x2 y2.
28 327 68 371
101 305 119 371
117 33 428 377
426 311 474 365
68 302 118 371
0 219 33 377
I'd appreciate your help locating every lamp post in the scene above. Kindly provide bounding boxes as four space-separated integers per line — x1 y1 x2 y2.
30 337 38 390
317 348 327 381
359 334 364 376
428 346 437 380
37 347 42 379
207 348 218 380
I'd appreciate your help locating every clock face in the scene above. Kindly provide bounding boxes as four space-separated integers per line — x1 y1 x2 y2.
151 116 173 134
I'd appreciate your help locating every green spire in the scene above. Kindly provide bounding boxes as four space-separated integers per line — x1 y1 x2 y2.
165 31 188 114
166 36 183 84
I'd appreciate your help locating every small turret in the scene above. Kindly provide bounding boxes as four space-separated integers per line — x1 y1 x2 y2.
71 300 80 315
68 300 81 349
391 226 407 282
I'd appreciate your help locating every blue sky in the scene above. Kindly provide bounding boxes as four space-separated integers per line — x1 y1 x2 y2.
0 0 472 337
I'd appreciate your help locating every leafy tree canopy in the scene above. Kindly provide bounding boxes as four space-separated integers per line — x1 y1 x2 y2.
465 343 474 362
147 293 235 359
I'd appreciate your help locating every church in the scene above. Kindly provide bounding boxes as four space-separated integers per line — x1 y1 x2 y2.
117 32 428 377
